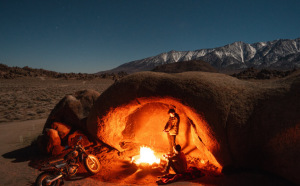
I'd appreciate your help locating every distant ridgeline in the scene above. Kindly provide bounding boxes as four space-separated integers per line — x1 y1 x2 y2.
0 64 127 80
231 67 298 80
1 61 298 80
152 60 218 73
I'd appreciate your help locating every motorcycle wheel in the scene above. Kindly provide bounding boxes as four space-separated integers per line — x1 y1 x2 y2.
84 154 101 175
35 172 61 186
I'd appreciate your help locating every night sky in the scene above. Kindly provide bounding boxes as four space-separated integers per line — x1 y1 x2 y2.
1 0 300 73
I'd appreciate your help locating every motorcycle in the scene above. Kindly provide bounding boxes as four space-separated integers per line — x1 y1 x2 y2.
35 136 101 186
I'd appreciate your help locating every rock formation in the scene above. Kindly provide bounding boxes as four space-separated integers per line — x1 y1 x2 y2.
50 122 71 140
44 128 64 156
38 89 100 155
86 71 300 184
44 89 100 132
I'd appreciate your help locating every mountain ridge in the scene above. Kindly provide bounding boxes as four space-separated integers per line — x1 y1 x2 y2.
100 38 300 74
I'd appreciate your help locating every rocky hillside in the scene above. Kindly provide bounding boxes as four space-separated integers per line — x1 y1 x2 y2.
231 67 298 80
152 60 218 73
0 64 127 80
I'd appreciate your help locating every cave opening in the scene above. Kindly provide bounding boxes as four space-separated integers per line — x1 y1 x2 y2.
97 97 222 172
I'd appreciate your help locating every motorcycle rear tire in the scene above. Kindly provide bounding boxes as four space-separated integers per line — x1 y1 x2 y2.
84 154 101 175
35 172 61 186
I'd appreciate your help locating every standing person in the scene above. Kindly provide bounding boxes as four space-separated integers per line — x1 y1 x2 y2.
163 109 180 155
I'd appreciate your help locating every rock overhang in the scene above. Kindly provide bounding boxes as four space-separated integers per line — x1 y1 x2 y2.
86 71 300 184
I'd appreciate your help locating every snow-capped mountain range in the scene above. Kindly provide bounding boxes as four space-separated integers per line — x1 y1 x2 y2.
102 38 300 73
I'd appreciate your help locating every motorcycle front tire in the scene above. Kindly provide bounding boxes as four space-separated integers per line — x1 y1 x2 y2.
35 172 61 186
84 154 101 175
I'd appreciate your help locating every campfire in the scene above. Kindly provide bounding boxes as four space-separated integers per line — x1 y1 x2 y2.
131 146 162 168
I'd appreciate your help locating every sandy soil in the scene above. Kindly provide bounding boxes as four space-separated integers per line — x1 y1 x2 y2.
0 77 293 185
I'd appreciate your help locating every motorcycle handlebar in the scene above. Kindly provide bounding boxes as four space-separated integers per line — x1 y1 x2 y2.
63 136 83 151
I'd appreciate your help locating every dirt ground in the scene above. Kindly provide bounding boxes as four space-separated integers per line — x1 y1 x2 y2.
0 119 291 186
0 77 293 185
0 77 114 123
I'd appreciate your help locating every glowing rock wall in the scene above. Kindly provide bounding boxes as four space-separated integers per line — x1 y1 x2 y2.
87 71 300 184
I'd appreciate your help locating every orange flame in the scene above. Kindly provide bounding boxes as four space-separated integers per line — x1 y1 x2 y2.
132 146 160 165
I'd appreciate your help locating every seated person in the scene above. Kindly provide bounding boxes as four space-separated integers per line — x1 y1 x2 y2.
163 144 187 174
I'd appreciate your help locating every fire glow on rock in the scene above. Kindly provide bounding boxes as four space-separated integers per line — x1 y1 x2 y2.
91 96 223 172
132 146 160 165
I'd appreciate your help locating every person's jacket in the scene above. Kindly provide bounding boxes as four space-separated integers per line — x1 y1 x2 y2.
169 152 187 174
164 113 180 135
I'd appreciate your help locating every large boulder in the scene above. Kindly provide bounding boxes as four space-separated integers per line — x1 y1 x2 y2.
38 89 100 155
44 89 100 133
86 71 300 184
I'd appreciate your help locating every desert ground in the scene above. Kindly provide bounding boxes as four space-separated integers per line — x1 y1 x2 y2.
0 77 114 123
0 77 293 185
